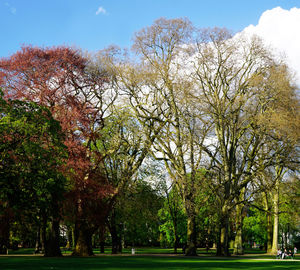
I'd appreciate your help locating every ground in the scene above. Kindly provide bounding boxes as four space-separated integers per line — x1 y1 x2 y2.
0 248 299 270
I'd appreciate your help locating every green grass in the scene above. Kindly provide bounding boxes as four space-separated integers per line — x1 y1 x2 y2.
6 247 291 259
94 247 176 255
6 247 265 255
6 248 36 255
7 247 175 255
0 256 299 270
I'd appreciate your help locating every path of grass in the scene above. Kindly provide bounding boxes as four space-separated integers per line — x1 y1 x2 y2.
0 255 299 270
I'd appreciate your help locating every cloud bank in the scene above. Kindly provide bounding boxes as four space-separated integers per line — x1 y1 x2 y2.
243 7 300 84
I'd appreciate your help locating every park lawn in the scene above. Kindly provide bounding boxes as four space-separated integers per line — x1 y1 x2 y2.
7 247 176 255
6 247 273 257
0 256 299 270
6 247 284 260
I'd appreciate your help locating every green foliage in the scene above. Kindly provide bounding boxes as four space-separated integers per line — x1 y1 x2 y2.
158 186 187 247
243 207 267 245
278 177 300 247
0 89 67 219
119 179 164 246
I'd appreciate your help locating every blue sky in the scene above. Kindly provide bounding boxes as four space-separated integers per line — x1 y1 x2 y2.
1 0 300 58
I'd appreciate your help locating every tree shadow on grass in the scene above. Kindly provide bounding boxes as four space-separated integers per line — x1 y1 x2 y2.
0 256 299 270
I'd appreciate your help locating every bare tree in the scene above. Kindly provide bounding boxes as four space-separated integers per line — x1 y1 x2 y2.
189 29 298 256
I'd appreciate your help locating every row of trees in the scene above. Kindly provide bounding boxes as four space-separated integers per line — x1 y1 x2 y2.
0 18 299 256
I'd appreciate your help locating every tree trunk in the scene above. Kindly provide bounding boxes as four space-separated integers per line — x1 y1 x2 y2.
173 218 179 254
100 241 105 253
185 214 197 256
44 219 62 257
0 212 10 254
41 218 46 253
217 205 230 256
99 225 106 254
233 204 244 255
72 227 76 250
65 226 73 250
109 209 122 254
110 223 120 254
72 222 94 256
263 192 273 253
35 225 42 253
271 177 279 254
233 192 244 255
266 211 273 253
174 227 179 254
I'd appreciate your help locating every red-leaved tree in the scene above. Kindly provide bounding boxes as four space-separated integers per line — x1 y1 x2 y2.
0 46 115 256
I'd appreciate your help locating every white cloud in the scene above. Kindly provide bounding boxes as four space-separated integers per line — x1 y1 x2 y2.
96 6 107 15
242 7 300 84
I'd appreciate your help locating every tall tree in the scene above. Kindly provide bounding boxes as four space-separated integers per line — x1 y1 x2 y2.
189 29 298 256
254 64 300 253
0 90 66 256
108 18 212 256
158 184 187 253
0 46 113 256
95 106 155 253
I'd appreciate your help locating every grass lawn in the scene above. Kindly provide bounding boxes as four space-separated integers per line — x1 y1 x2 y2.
6 247 266 255
0 255 299 270
6 247 176 255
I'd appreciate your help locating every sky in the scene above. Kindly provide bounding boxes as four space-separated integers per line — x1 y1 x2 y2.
1 0 300 80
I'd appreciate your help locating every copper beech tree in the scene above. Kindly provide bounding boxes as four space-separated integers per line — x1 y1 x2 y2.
0 46 115 256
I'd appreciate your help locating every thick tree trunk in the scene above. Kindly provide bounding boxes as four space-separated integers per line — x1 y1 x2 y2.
35 226 42 253
41 218 46 253
44 219 62 257
0 212 10 254
271 178 279 254
99 225 106 254
266 212 273 253
72 227 76 249
233 194 244 255
110 222 120 254
217 205 230 256
263 192 273 253
72 222 94 256
100 241 105 253
185 214 197 256
233 206 243 255
109 209 122 254
65 226 73 250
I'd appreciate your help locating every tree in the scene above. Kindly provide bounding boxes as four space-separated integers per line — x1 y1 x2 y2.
158 184 187 253
107 18 212 256
243 207 267 247
93 105 157 253
278 175 300 248
0 46 113 256
255 64 300 253
251 170 275 252
188 29 299 256
0 90 67 256
116 176 163 248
